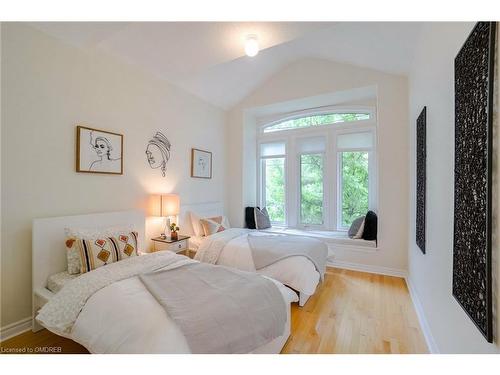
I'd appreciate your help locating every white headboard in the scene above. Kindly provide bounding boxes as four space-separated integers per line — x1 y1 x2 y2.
179 201 224 236
32 210 145 295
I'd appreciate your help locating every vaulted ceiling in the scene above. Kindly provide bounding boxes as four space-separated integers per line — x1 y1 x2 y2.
29 22 423 109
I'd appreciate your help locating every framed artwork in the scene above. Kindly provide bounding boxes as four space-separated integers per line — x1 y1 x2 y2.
191 148 212 179
416 106 426 254
76 125 123 175
453 22 495 342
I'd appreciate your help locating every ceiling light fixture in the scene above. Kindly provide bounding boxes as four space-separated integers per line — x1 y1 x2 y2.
244 35 259 57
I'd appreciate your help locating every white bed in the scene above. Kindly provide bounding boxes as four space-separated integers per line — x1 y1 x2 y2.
180 202 324 306
32 210 296 354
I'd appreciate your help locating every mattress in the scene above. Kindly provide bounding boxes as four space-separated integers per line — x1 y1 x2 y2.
47 271 79 293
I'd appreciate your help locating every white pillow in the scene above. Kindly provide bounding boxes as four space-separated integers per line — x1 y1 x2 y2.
189 212 205 237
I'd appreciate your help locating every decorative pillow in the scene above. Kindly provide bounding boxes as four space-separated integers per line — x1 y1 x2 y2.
200 216 229 236
245 206 259 229
64 226 136 274
189 212 205 237
254 207 271 229
348 216 365 238
65 231 139 274
353 219 365 239
362 211 378 241
66 243 82 275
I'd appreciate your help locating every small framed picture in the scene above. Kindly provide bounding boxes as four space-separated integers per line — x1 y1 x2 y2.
191 148 212 179
76 125 123 175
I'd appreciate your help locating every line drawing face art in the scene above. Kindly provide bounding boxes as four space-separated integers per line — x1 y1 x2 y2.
89 131 121 172
198 156 207 171
191 148 212 179
146 131 171 177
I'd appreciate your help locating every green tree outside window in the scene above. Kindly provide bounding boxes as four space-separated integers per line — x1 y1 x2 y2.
341 152 369 227
264 158 285 223
300 154 323 225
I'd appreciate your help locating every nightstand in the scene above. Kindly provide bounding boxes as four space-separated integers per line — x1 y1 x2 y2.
151 235 190 253
178 249 197 259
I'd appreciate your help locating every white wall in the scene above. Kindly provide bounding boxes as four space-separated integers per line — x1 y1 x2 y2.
227 58 409 273
0 23 227 328
408 22 500 353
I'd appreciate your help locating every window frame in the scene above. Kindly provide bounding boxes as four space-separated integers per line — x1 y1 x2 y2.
258 106 375 135
257 106 377 232
335 127 377 231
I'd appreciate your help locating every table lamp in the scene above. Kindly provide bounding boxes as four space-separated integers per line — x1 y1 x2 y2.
150 194 180 239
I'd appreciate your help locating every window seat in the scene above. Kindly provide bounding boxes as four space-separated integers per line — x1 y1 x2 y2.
259 227 377 249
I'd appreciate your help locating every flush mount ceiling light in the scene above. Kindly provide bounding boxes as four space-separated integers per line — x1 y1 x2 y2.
244 35 259 57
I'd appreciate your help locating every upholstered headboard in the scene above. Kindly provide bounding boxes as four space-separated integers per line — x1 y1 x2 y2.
178 202 224 236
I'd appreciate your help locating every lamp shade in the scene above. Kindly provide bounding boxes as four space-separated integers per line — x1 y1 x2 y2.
149 194 180 217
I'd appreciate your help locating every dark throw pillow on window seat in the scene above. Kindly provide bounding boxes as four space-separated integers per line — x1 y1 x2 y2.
362 210 378 241
245 206 259 229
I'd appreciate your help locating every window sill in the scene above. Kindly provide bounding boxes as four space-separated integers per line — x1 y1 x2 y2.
260 226 377 249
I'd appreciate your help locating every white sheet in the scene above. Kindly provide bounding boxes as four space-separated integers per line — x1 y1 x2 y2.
71 273 297 353
197 230 321 296
47 271 79 294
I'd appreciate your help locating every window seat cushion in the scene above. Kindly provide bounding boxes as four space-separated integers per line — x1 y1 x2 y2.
259 227 377 248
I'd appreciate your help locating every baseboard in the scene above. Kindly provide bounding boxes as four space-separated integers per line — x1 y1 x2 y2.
328 259 407 278
0 316 32 342
405 277 439 354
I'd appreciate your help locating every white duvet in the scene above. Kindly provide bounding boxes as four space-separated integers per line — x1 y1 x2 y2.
37 251 297 354
194 229 321 297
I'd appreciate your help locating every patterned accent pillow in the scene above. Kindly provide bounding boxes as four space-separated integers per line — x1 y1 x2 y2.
200 216 230 236
65 231 139 274
64 226 136 274
65 240 82 275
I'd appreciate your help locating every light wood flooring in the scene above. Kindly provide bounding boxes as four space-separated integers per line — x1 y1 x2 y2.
281 267 427 353
1 267 427 354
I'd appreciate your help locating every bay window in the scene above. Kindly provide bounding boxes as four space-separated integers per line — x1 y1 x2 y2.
258 108 377 232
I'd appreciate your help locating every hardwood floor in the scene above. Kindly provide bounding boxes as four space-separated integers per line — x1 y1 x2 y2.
282 267 427 354
1 267 427 354
1 328 88 354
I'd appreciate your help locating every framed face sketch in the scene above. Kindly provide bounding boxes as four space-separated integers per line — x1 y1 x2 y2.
76 125 123 175
191 148 212 179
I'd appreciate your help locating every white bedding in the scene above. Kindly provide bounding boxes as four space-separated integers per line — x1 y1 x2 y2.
73 274 296 353
47 271 79 293
195 229 321 297
38 251 297 354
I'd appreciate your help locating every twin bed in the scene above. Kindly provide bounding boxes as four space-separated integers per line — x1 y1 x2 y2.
181 202 327 307
32 205 328 354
